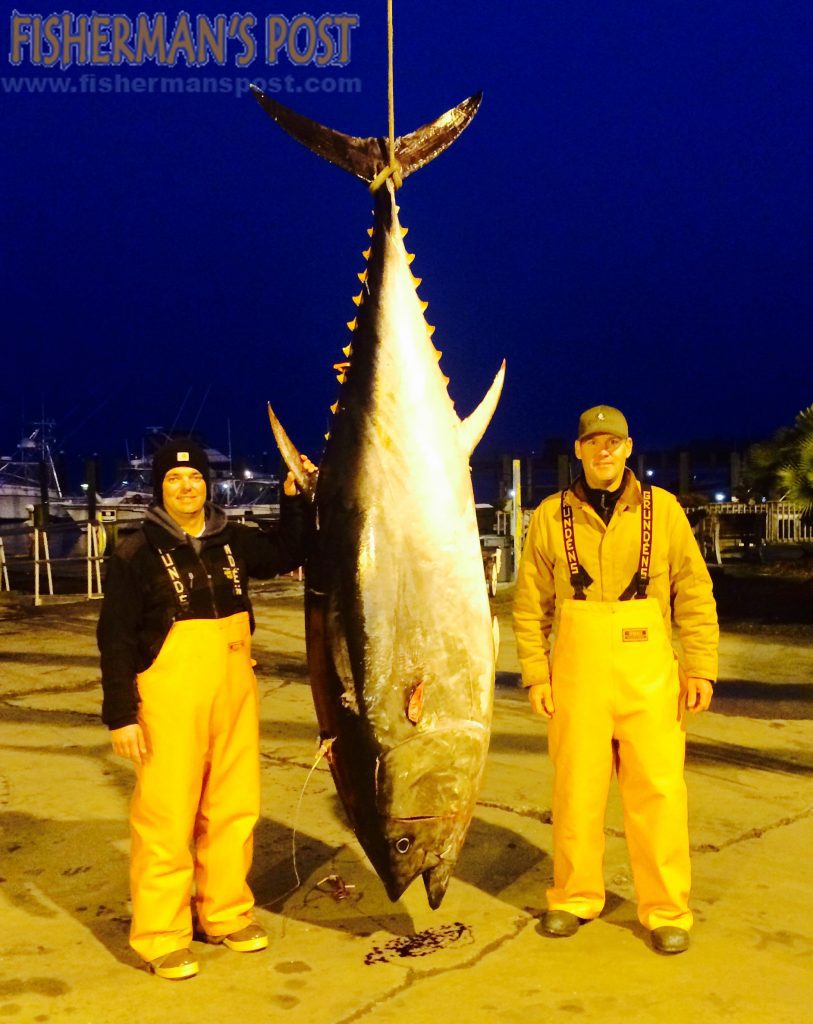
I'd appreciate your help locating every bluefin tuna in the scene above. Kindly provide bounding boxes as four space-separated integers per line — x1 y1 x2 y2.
252 88 505 908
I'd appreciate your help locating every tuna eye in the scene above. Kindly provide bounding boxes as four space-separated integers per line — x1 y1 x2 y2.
395 837 411 854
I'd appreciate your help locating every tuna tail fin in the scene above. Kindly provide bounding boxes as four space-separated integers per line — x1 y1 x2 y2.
251 88 482 184
267 402 317 500
459 360 506 457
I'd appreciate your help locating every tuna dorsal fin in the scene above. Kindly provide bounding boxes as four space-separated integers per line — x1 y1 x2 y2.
458 360 506 457
267 402 317 500
251 88 482 184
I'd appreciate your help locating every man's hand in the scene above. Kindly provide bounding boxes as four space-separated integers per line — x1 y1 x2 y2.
283 454 318 496
110 724 149 764
685 676 713 714
528 681 555 718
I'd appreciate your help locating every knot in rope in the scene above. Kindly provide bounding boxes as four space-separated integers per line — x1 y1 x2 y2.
369 161 403 193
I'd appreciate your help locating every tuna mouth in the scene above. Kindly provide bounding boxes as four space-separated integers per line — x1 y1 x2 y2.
381 816 457 907
423 861 454 909
381 853 452 910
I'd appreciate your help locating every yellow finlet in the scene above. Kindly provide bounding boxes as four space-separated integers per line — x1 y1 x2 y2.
433 349 442 361
329 402 339 414
367 227 374 237
346 318 357 331
324 431 331 440
427 324 436 337
336 373 346 384
411 276 422 288
352 292 363 307
400 226 409 237
419 300 429 312
362 248 371 260
357 270 368 283
342 344 352 357
406 252 416 265
441 374 450 385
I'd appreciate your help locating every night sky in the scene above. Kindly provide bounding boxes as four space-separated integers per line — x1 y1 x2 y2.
2 0 812 480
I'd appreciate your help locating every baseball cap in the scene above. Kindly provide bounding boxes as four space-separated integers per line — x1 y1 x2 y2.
577 405 629 440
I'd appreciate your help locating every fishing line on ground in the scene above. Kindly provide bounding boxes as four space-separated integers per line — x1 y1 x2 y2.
261 736 334 907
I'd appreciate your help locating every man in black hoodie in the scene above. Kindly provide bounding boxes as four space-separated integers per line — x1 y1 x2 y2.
98 438 314 979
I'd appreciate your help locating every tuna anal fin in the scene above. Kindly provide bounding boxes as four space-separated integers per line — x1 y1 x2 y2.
459 360 506 457
267 402 317 500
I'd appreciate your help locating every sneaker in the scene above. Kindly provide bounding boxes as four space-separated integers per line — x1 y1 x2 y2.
148 948 199 980
211 922 268 953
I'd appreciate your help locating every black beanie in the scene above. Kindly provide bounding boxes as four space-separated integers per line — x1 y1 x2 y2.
152 439 210 505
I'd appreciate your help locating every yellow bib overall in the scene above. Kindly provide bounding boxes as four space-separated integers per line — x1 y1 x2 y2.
547 488 691 931
129 611 260 962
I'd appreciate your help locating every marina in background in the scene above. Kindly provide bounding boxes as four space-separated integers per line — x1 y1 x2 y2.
2 428 811 603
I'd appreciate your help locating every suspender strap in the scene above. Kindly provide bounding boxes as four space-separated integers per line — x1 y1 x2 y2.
158 548 190 610
619 483 653 601
560 490 593 600
637 484 653 598
158 541 244 613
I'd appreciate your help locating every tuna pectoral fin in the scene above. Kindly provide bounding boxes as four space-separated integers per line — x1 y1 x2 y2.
251 88 482 184
267 402 317 499
459 360 506 457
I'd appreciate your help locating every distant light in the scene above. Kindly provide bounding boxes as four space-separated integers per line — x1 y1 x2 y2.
645 469 654 478
508 489 515 498
714 492 726 502
761 496 766 503
244 470 253 479
80 483 89 492
731 495 738 502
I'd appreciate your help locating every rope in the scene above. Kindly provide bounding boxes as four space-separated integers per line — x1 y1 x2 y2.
387 0 395 164
369 0 402 192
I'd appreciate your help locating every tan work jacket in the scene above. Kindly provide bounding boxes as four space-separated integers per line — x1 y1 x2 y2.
512 472 719 688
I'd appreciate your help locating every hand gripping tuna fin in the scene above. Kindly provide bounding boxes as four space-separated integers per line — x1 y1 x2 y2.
251 88 482 183
267 402 317 500
458 360 506 458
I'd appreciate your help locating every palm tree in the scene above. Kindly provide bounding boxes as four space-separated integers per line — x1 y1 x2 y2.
747 405 813 509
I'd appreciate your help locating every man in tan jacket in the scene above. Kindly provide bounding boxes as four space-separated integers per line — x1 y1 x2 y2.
513 405 718 954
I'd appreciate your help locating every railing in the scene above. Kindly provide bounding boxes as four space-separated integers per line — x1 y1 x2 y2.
0 502 293 602
495 508 532 540
765 502 813 544
0 517 105 604
698 501 811 544
694 501 811 564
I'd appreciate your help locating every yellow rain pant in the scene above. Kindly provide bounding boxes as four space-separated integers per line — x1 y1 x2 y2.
547 597 692 931
129 611 260 962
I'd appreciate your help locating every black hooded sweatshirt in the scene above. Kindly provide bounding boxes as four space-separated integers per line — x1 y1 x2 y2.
97 495 309 729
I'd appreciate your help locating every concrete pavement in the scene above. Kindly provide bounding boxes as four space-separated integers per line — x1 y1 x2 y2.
1 582 812 1023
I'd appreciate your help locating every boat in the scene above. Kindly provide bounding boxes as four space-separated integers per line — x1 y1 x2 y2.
0 423 63 525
